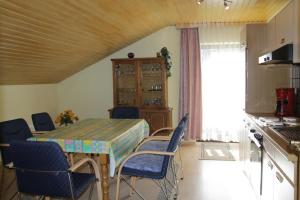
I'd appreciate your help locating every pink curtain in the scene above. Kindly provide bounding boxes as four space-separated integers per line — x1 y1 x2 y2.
179 28 202 140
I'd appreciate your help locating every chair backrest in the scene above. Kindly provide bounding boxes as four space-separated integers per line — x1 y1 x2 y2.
0 118 33 166
11 141 72 197
111 107 139 119
180 113 189 138
158 122 185 179
32 112 55 131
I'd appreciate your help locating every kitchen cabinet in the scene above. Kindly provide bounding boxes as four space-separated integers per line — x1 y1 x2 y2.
264 0 300 63
262 152 274 200
294 0 300 63
273 169 294 200
240 118 251 176
265 1 294 51
266 17 276 52
111 57 172 134
261 135 297 200
275 1 294 49
262 151 294 200
243 24 290 113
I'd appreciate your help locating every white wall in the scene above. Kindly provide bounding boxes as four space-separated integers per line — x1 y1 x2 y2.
58 26 181 126
0 84 58 128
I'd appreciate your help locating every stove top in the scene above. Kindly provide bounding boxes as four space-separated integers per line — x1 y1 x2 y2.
271 127 300 141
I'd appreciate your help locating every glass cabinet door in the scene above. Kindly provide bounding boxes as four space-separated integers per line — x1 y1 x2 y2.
114 62 137 106
140 61 165 108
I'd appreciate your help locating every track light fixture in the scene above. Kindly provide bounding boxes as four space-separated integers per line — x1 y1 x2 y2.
196 0 204 5
196 0 233 10
224 0 232 10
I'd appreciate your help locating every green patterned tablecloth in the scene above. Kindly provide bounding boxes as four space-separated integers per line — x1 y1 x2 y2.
28 118 149 176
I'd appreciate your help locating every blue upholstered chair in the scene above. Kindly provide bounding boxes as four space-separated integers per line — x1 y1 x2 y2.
136 113 189 180
0 118 33 200
111 106 139 119
115 122 185 200
31 112 55 131
10 141 102 200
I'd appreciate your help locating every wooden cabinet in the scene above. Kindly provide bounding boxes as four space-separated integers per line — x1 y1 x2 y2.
140 108 172 134
111 57 172 134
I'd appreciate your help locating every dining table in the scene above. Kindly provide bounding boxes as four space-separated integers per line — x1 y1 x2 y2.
28 118 149 200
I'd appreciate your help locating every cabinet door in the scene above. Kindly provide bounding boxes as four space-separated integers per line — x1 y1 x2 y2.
239 123 246 162
266 17 276 51
113 61 138 106
139 59 167 108
275 1 294 48
140 109 172 135
262 152 274 200
273 169 294 200
294 0 300 63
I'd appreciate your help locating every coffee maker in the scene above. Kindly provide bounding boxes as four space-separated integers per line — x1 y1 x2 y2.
275 88 295 117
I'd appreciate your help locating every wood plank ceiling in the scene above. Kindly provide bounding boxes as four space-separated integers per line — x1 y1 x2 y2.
0 0 290 84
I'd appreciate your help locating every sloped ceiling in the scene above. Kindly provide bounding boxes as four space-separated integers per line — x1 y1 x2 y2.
0 0 290 84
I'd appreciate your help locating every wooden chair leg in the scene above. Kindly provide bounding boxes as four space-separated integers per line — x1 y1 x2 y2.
68 153 74 166
0 167 4 200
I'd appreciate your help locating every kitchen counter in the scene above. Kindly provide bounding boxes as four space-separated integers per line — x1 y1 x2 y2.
244 112 299 200
245 112 299 161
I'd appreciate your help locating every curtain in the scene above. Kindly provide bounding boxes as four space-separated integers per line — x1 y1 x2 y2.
199 23 245 142
179 28 202 140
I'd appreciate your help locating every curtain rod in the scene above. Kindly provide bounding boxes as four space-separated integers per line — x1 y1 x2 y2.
175 21 265 29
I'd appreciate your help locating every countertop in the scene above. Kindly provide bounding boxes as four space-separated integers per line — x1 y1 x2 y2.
245 112 299 160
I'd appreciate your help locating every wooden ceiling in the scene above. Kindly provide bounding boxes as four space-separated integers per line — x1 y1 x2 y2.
0 0 290 84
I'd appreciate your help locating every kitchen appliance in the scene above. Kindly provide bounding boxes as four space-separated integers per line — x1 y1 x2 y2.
275 88 295 117
258 44 293 65
245 122 263 199
270 127 300 151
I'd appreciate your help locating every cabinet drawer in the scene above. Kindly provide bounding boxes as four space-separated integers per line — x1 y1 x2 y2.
263 138 275 158
274 169 294 200
263 137 296 184
274 149 295 184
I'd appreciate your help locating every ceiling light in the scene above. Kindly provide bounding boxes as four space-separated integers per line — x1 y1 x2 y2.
197 0 204 5
224 0 232 10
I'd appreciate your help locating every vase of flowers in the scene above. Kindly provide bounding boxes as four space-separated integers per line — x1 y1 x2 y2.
55 110 79 126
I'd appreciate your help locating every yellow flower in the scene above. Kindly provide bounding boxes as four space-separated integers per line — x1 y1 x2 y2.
55 110 79 125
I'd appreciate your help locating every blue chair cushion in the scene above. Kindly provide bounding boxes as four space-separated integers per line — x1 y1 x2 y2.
72 172 96 198
111 107 139 119
122 154 166 179
139 141 169 152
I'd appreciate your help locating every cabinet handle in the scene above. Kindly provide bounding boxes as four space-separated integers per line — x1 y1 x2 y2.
267 161 273 170
275 172 284 183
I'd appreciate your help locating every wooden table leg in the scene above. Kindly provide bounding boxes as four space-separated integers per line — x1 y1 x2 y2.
99 154 109 200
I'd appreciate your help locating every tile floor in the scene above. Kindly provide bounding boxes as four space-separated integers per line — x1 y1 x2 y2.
1 142 257 200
